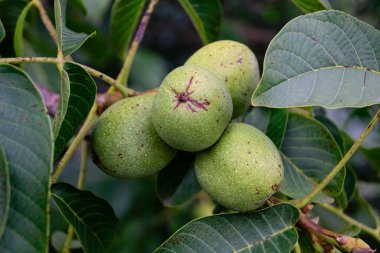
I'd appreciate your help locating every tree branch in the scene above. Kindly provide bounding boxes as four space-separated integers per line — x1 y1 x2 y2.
298 212 375 252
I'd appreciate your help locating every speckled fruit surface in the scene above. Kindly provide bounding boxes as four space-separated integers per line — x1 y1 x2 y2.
91 94 177 178
185 40 260 118
152 65 233 152
195 123 283 211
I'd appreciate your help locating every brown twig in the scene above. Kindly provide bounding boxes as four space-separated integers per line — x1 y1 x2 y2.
298 213 375 252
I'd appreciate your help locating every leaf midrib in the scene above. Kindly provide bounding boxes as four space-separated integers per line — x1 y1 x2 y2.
256 65 380 99
233 226 295 253
52 193 106 252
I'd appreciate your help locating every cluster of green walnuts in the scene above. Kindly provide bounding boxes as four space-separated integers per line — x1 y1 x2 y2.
92 40 284 211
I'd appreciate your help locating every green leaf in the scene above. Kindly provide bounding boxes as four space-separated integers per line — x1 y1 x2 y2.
280 113 344 201
0 19 5 43
54 0 95 56
70 0 87 15
0 0 27 56
243 108 288 149
51 182 119 253
154 203 300 253
156 152 201 207
53 62 96 160
109 0 147 57
252 10 380 109
178 0 222 44
13 1 34 57
0 144 10 238
0 64 53 253
291 0 331 13
360 146 380 175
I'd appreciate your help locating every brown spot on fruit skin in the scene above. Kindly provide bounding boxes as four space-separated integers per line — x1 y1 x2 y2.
271 184 279 191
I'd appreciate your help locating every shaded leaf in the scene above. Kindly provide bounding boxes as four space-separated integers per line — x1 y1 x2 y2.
291 0 331 13
0 0 27 56
13 1 34 57
0 19 4 42
156 152 201 207
54 0 95 56
53 62 96 160
280 113 344 201
360 146 380 175
178 0 222 44
243 107 289 149
110 0 147 57
0 64 53 253
0 144 10 238
252 10 380 109
154 203 300 253
70 0 87 15
51 230 82 251
52 182 119 253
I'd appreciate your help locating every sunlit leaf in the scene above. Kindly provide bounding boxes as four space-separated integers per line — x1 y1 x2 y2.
178 0 222 44
52 182 119 253
154 203 300 253
252 10 380 109
0 64 53 252
53 62 96 160
110 0 147 57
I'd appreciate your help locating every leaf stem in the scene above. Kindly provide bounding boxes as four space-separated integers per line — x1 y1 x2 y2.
32 0 58 44
60 141 88 253
293 242 301 253
52 105 97 182
317 202 380 243
296 109 380 208
0 57 131 96
116 0 159 87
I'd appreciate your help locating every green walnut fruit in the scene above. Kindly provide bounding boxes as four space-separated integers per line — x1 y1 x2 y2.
195 123 283 211
91 94 177 178
152 65 233 152
185 40 260 118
